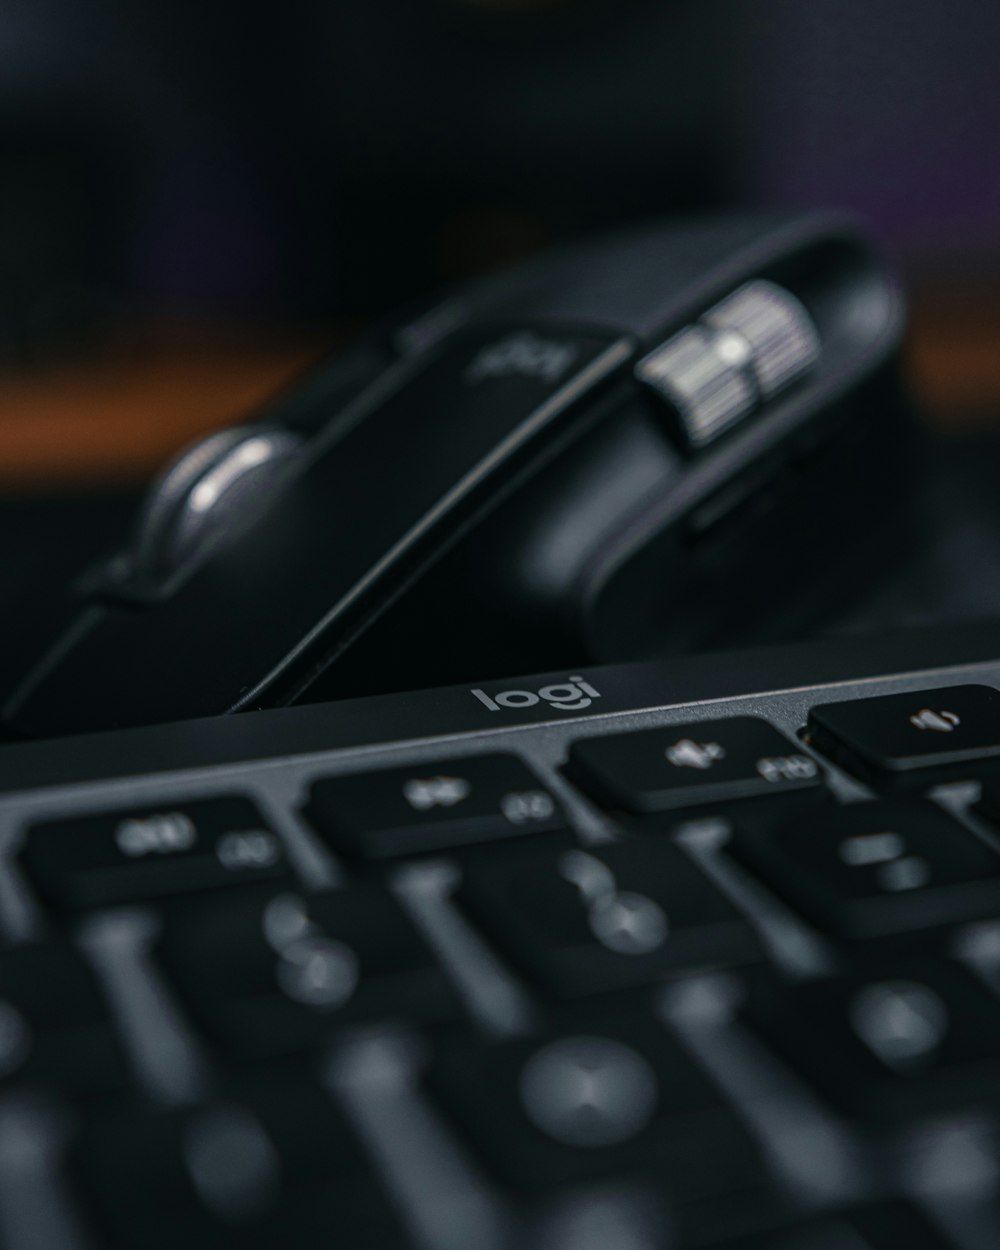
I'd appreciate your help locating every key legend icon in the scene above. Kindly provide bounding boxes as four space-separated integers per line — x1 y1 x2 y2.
908 708 961 733
402 776 471 811
665 739 726 770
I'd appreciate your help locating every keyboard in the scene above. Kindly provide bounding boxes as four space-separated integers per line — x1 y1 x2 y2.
3 626 1000 1249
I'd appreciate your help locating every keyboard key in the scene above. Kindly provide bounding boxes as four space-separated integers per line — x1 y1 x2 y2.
20 796 291 912
457 839 761 997
0 943 128 1097
743 960 1000 1124
702 1201 952 1249
731 799 1000 943
72 1076 405 1250
807 685 1000 786
426 1014 763 1194
565 718 823 815
156 887 460 1059
304 752 570 861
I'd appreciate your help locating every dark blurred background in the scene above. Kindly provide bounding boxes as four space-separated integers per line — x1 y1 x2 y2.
1 0 999 692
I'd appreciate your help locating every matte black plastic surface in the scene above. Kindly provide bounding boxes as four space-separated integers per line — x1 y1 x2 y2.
0 631 999 1248
4 212 910 738
3 623 1000 795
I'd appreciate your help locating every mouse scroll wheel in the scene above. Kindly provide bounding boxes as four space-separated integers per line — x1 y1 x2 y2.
702 280 821 399
124 425 304 586
635 279 821 451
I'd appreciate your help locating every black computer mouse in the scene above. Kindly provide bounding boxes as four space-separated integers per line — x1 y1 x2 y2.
4 211 911 736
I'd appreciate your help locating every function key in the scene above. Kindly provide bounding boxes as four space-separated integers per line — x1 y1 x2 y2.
72 1076 405 1250
156 887 460 1060
731 799 1000 943
304 752 570 862
565 717 823 816
457 839 761 998
0 943 128 1098
20 796 291 913
426 1014 762 1194
743 960 1000 1124
807 685 1000 787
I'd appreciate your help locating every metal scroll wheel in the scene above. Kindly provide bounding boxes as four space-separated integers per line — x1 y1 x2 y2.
635 279 822 452
123 425 304 587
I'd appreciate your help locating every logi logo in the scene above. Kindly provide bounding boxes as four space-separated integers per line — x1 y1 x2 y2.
472 676 601 714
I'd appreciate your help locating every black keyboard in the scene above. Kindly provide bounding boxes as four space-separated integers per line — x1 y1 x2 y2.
4 626 1000 1248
